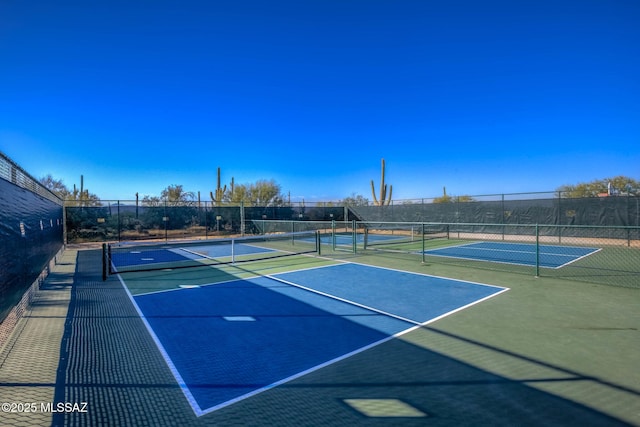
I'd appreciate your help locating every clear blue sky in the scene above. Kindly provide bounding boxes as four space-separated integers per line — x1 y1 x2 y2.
1 0 638 202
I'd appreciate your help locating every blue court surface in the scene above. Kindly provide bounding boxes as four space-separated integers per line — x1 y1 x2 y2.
111 243 276 267
423 241 600 268
125 263 508 416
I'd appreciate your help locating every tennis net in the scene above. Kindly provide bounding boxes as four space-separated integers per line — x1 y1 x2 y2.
104 231 319 275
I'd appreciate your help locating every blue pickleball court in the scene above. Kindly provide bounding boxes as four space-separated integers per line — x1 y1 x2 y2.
423 241 600 268
109 242 278 271
127 263 508 416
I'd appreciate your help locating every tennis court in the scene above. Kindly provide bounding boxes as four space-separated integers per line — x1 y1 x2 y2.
111 239 508 416
3 238 636 426
422 241 600 269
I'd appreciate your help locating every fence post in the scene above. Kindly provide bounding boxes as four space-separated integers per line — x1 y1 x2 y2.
240 201 245 237
164 200 168 242
352 219 357 253
535 223 540 278
332 220 336 251
117 201 121 242
421 223 426 264
501 194 505 241
204 202 208 239
557 190 563 244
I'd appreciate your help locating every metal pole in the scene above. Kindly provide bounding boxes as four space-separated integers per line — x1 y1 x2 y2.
501 193 505 241
117 201 121 242
535 224 540 278
102 243 107 281
240 201 245 237
205 202 208 239
421 223 426 264
164 200 168 242
352 219 357 253
332 220 336 251
558 190 562 244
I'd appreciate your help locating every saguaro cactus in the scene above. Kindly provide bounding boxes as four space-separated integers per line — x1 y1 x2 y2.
210 167 227 205
371 158 393 206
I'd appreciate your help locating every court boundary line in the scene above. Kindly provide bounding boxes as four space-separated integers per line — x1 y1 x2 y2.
198 325 411 416
559 247 602 268
110 240 317 276
263 274 423 325
464 241 601 260
130 259 345 297
341 260 509 291
421 241 601 269
198 267 509 416
115 274 205 415
118 260 510 417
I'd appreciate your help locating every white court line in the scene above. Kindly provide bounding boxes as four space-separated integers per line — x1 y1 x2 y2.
422 242 601 269
116 274 205 416
116 258 510 417
130 260 344 297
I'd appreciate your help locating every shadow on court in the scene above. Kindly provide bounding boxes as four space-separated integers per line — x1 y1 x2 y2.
50 249 636 426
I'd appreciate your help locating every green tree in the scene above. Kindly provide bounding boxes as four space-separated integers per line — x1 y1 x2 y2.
251 179 282 205
558 176 640 197
39 174 71 199
142 195 161 206
39 174 100 205
341 193 369 206
160 184 196 205
140 185 198 230
227 179 284 206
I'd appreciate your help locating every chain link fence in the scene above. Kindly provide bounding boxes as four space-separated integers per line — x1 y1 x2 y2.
200 218 640 289
349 192 640 227
65 200 352 243
359 221 640 289
61 191 640 289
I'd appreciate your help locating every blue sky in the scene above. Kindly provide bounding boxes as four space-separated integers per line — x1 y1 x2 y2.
1 0 638 202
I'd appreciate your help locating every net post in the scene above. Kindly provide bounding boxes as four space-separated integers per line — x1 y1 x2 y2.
102 243 107 281
316 230 321 256
107 243 113 275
